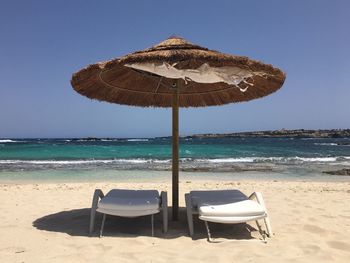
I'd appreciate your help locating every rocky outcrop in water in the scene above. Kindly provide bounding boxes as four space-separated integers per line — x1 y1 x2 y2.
323 169 350 176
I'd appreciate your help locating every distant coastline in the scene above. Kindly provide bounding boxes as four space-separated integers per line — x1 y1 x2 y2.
60 128 350 140
182 129 350 139
1 129 350 141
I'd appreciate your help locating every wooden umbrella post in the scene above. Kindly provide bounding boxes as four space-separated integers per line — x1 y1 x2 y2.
172 80 180 220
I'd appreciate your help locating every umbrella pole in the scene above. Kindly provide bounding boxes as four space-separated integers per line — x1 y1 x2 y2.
172 80 179 220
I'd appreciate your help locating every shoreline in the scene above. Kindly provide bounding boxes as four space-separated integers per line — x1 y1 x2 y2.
1 170 349 185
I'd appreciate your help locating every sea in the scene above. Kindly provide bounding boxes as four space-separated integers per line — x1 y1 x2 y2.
0 137 349 182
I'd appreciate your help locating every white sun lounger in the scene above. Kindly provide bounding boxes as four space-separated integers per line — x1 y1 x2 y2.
185 190 272 242
89 189 168 237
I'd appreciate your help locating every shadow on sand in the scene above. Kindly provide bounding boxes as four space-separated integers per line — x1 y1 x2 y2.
33 207 259 240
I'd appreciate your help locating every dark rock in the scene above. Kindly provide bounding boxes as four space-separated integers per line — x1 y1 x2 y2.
323 169 350 176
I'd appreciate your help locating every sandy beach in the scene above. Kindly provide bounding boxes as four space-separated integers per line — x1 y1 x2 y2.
0 179 349 263
1 0 350 262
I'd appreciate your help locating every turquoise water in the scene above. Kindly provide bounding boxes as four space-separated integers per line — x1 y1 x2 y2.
0 137 349 181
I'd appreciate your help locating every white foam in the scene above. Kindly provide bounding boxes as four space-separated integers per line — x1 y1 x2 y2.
0 139 17 143
0 160 116 165
127 139 149 142
0 158 170 165
1 156 349 166
204 157 256 163
116 159 148 163
294 157 337 162
153 159 171 163
260 156 342 163
314 143 338 146
195 156 349 164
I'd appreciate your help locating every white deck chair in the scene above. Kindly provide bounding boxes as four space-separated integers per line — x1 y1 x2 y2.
185 190 272 242
89 189 168 237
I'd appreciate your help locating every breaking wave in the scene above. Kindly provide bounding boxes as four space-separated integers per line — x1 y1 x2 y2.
1 156 349 166
195 156 350 164
0 139 18 143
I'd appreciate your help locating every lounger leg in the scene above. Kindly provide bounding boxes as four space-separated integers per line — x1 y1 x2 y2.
90 189 104 235
100 214 106 238
89 208 97 235
255 220 263 235
204 221 212 242
264 217 273 237
151 214 154 237
255 220 267 243
185 193 194 238
161 191 168 233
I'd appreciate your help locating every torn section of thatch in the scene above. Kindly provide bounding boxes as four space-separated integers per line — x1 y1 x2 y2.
71 36 286 108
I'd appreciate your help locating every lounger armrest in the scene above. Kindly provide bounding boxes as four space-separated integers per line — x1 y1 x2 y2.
160 191 168 233
248 192 266 210
160 191 168 208
185 193 195 237
92 189 104 207
89 189 104 234
248 191 257 200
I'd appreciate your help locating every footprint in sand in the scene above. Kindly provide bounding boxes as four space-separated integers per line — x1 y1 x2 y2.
321 214 335 219
0 246 26 255
303 224 326 235
291 209 300 214
75 243 114 253
301 244 321 255
327 241 350 252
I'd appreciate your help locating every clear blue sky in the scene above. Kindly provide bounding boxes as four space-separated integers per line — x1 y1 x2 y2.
0 0 349 138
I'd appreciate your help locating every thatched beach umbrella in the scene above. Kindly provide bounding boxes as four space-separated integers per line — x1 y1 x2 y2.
71 36 285 220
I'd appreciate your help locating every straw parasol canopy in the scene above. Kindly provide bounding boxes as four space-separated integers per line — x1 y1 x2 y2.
71 36 286 220
71 37 285 108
